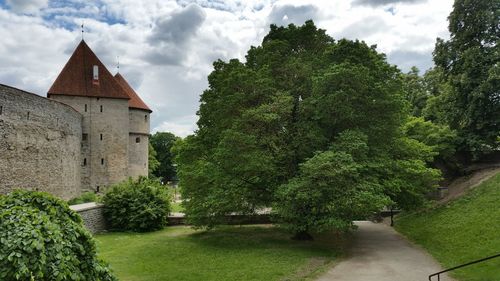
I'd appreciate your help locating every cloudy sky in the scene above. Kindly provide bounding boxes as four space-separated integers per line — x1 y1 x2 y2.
0 0 453 137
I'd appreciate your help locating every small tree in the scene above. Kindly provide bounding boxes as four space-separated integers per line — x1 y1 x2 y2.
150 132 180 182
103 177 171 232
0 190 116 281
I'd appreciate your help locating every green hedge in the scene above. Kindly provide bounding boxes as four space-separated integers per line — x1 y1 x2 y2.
103 177 171 232
0 190 116 281
68 191 102 205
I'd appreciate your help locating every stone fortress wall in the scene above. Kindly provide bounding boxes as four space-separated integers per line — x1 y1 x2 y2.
128 108 150 178
0 41 151 200
0 84 82 200
49 95 130 192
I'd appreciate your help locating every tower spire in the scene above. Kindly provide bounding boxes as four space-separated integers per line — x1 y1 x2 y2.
81 21 84 41
116 56 120 73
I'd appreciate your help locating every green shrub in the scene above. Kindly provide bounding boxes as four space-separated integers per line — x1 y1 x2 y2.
68 191 101 205
103 177 171 232
0 190 116 281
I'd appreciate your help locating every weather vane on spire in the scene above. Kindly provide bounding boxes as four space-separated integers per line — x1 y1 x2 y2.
81 21 84 40
117 56 120 73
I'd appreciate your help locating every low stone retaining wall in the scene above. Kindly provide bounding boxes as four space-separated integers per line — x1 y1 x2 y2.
70 203 272 233
167 213 271 226
70 202 108 234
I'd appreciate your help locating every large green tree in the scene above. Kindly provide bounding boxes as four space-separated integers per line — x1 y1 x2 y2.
175 21 440 237
432 0 499 157
150 132 180 182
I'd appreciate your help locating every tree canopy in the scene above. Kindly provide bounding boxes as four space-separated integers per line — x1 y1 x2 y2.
174 21 441 237
150 132 180 182
431 0 499 157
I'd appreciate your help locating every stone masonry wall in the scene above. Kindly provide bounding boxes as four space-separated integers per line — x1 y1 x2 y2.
70 202 108 233
0 84 82 200
128 134 149 178
49 95 129 192
128 108 150 178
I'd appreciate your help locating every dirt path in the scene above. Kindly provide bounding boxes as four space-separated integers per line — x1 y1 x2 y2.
440 166 500 204
316 221 454 281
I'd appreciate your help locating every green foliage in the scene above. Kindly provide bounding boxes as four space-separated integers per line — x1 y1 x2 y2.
0 190 116 281
148 142 161 177
150 132 180 182
68 191 101 205
401 67 429 117
403 117 459 160
175 21 441 236
170 201 184 213
381 136 441 209
274 131 389 235
103 177 171 232
396 172 500 280
431 0 500 157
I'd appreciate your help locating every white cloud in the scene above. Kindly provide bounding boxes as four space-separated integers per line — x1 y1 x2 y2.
352 0 426 7
268 3 320 26
0 0 454 137
153 117 199 138
5 0 48 14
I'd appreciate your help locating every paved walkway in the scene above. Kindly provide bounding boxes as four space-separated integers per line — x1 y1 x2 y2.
317 221 454 281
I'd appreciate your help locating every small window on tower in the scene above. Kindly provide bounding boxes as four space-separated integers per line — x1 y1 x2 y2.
136 137 141 143
83 158 87 166
92 65 99 85
93 65 99 80
96 186 100 193
144 115 148 122
82 134 88 141
0 105 3 115
84 104 87 112
100 134 103 141
100 105 103 112
27 111 30 120
101 158 104 165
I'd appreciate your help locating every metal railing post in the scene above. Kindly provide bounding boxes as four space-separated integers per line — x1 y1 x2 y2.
429 253 500 280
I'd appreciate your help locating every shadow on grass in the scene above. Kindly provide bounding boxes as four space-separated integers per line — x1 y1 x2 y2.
183 225 350 281
96 225 351 281
185 225 348 256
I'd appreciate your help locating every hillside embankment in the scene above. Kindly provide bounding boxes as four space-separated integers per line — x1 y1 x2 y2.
395 167 500 281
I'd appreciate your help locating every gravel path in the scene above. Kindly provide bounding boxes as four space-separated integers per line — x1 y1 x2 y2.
316 221 455 281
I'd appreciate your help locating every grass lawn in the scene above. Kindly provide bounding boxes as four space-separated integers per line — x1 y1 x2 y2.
396 172 500 281
96 225 345 281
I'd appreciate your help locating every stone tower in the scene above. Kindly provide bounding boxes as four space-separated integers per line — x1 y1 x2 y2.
115 73 151 178
47 40 151 192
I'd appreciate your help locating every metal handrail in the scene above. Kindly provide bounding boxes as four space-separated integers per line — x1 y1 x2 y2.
429 253 500 281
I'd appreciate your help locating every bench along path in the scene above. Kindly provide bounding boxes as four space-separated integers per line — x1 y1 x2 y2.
317 221 455 281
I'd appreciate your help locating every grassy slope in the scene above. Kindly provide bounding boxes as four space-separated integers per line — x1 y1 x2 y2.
96 226 344 281
396 173 500 281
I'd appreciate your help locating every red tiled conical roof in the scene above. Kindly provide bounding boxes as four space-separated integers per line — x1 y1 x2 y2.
47 40 130 100
114 73 152 112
